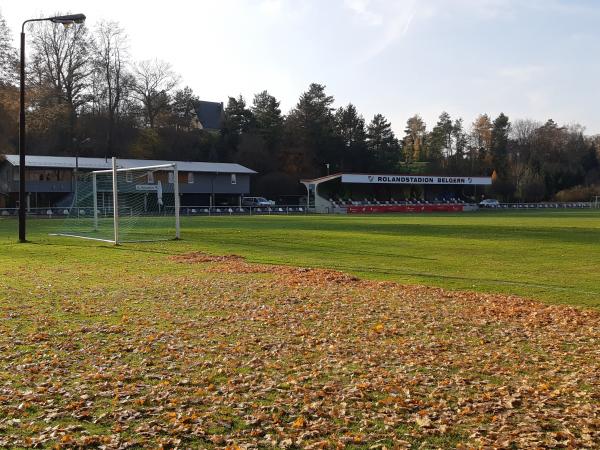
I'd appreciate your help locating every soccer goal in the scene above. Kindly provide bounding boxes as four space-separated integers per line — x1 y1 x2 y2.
54 157 180 244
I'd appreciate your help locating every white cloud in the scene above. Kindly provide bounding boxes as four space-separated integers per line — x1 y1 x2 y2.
526 90 549 111
499 65 546 83
453 0 516 19
344 0 383 26
259 0 283 17
2 0 599 134
344 0 418 62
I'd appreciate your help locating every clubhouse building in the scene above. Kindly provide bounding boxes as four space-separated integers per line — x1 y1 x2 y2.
0 154 256 211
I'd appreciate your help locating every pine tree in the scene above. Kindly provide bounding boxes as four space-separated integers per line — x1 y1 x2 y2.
428 112 453 161
367 114 400 172
490 113 514 199
219 95 254 161
284 83 336 176
452 118 467 159
223 95 254 135
170 86 199 131
288 83 335 144
251 90 283 150
334 103 368 171
491 113 510 177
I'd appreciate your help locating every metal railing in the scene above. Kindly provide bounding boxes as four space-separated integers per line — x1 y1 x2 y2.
178 205 308 216
0 207 134 218
0 205 309 218
0 202 594 218
331 200 594 210
478 202 593 209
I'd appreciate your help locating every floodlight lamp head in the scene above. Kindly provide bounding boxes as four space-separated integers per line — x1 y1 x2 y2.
49 14 86 26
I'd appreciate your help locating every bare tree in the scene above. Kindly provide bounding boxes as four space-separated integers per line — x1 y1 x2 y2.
131 59 179 128
93 20 130 153
511 118 540 146
0 12 17 85
509 119 541 184
29 18 93 145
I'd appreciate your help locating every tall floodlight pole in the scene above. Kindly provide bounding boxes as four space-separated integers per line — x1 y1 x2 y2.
18 13 86 242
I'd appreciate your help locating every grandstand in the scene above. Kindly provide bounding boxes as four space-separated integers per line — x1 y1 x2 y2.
301 173 492 213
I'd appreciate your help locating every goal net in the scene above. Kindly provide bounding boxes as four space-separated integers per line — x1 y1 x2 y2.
54 158 180 244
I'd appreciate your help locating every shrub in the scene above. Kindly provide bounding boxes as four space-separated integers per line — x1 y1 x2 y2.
555 184 600 202
517 170 546 202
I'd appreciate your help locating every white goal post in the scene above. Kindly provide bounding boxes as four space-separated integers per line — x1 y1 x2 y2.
52 157 181 244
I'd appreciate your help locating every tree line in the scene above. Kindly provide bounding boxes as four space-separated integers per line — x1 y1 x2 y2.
0 14 599 201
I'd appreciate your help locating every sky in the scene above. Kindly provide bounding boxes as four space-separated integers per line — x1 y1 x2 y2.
1 0 599 135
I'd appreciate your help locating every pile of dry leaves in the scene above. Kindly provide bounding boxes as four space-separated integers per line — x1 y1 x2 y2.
0 251 598 448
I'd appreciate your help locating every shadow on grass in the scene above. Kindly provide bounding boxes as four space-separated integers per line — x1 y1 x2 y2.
243 256 599 295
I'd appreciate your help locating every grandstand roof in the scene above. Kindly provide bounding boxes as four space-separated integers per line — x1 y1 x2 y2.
300 173 343 184
301 173 492 186
2 155 256 174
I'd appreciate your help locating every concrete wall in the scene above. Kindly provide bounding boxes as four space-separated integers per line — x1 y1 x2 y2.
301 181 335 213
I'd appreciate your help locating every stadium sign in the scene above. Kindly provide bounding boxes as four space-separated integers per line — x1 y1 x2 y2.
341 174 492 185
135 185 159 191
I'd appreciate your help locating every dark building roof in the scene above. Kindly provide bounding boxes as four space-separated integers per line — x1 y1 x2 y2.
193 100 224 131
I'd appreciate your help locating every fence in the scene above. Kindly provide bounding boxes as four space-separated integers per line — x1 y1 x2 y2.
341 201 594 214
178 205 308 216
0 207 134 218
0 205 308 218
0 203 595 218
479 202 593 210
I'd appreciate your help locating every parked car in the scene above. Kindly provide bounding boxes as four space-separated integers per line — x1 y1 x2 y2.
242 197 275 207
479 199 500 207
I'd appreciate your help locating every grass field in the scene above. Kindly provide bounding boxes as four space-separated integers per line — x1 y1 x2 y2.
2 210 599 306
0 211 599 448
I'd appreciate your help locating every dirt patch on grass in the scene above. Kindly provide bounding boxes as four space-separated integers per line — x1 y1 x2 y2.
172 252 246 264
171 251 361 284
0 251 598 448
